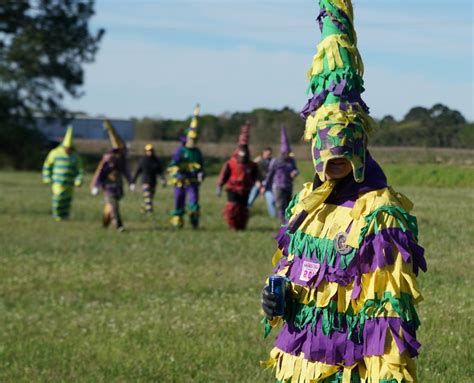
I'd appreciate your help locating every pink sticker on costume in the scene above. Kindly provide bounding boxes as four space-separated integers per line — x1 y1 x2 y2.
299 261 320 282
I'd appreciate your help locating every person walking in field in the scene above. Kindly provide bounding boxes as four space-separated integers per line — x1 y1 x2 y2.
167 105 205 229
216 121 258 230
42 126 84 221
260 1 427 382
247 147 276 217
263 125 299 223
91 119 133 231
132 144 166 214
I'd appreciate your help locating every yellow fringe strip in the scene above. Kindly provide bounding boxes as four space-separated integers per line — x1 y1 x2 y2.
361 335 417 383
331 0 354 24
304 103 375 142
286 185 414 251
261 347 340 383
307 34 363 79
262 335 417 382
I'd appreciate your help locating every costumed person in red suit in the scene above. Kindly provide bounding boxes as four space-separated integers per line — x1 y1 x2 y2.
216 121 258 230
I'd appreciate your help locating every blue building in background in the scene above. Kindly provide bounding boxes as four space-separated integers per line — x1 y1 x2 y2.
35 115 134 142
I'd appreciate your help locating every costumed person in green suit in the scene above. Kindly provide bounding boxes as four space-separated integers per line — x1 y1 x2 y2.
260 1 427 382
91 119 133 231
167 104 205 229
42 126 84 221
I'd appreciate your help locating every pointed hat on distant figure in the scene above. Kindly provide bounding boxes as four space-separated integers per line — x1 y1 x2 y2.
103 118 125 149
301 0 375 183
186 104 201 141
62 125 74 148
280 124 291 154
238 120 251 146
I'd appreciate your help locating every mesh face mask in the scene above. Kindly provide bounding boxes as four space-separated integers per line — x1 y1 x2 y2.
311 122 366 182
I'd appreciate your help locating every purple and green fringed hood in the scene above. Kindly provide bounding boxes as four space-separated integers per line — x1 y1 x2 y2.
301 0 375 183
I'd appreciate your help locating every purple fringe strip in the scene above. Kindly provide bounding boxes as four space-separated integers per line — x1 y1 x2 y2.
275 316 420 366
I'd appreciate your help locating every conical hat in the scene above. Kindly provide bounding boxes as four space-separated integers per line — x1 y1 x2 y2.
238 121 251 146
301 0 374 182
186 104 200 141
103 119 125 149
62 125 74 148
280 125 291 154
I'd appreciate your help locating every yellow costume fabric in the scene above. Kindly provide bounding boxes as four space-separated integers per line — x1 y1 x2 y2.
42 146 83 219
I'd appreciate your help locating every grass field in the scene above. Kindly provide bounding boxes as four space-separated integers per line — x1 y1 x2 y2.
0 164 473 382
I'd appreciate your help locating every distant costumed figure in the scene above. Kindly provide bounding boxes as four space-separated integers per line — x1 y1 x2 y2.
247 146 276 218
260 1 427 382
263 125 299 223
91 119 133 231
167 105 205 229
132 144 166 214
217 121 258 230
42 126 84 220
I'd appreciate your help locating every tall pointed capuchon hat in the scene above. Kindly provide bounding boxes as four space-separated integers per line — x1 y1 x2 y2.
186 104 201 141
238 120 251 146
103 118 125 149
280 124 291 154
301 0 375 183
62 125 74 148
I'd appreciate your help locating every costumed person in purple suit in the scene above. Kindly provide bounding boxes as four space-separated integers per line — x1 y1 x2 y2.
167 105 204 229
263 125 299 223
91 119 134 231
260 1 427 382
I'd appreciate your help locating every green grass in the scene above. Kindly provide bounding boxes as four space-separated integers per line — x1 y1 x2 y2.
0 168 473 382
298 161 474 188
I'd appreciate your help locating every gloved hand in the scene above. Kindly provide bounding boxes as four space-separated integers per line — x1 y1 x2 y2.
215 186 222 197
129 183 136 192
261 286 278 320
197 172 204 183
91 187 99 196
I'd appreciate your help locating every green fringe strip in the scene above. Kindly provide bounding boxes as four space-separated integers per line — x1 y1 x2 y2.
287 230 357 269
284 292 420 339
263 292 419 340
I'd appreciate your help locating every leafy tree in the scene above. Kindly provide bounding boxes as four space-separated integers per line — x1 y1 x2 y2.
0 0 104 125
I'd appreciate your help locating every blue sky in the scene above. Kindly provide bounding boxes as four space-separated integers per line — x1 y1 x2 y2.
67 0 473 121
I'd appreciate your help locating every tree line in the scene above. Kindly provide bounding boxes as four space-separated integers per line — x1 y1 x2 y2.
134 103 473 149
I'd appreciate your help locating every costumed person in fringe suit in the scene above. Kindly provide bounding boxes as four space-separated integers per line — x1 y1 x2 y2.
132 144 166 214
263 125 299 224
260 1 427 382
167 104 205 229
91 119 133 231
42 126 84 220
217 121 258 231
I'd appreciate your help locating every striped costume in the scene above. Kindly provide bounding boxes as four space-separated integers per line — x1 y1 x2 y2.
262 1 427 382
42 145 83 220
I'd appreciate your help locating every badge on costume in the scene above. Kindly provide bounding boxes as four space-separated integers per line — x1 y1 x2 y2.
334 232 353 255
299 261 320 282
